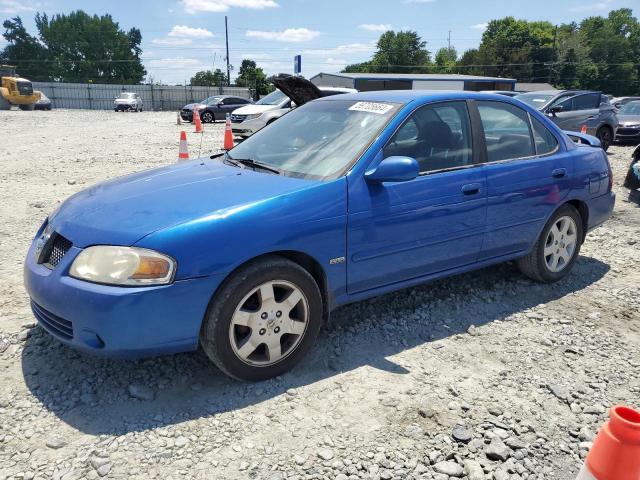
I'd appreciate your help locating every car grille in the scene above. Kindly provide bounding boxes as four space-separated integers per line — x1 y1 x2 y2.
39 233 72 269
230 114 247 123
31 301 73 340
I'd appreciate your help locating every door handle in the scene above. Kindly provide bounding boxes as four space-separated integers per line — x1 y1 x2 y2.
461 183 481 195
552 168 567 179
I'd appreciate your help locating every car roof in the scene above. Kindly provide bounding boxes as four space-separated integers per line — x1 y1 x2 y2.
317 90 524 104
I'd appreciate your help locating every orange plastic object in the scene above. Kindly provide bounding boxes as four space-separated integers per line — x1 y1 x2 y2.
223 113 234 150
582 405 640 480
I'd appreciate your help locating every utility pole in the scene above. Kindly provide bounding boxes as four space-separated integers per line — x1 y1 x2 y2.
448 30 451 50
225 16 231 86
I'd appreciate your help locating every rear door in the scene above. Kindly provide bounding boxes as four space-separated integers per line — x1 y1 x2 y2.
477 100 572 260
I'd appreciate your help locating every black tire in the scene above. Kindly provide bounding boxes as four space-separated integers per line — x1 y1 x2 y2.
596 126 613 152
201 111 214 123
517 204 583 283
200 256 323 381
19 103 35 111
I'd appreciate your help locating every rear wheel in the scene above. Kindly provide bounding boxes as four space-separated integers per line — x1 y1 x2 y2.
517 204 583 283
596 126 613 151
200 256 323 381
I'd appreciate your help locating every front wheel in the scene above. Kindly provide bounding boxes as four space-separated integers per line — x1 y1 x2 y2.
19 103 35 111
596 126 613 152
517 204 583 283
200 256 323 381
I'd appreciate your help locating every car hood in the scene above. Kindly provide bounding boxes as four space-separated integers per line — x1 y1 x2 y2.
618 115 640 125
232 104 280 115
49 159 315 248
182 103 206 110
272 74 322 106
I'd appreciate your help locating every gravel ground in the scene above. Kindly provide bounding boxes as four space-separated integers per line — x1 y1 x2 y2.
0 109 639 480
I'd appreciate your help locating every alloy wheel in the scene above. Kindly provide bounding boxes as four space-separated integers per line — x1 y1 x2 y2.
228 280 309 366
544 215 578 273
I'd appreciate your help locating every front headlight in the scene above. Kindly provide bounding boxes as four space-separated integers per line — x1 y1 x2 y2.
70 246 176 286
245 113 263 120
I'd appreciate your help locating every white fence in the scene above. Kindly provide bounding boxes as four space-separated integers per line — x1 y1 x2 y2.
31 82 251 111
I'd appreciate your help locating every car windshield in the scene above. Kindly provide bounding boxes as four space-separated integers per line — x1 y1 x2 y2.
200 96 222 104
226 99 401 180
118 93 135 99
619 101 640 115
515 93 556 109
256 89 287 106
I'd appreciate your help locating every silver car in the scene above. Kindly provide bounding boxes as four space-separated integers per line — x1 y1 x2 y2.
231 75 356 138
615 100 640 144
114 92 143 112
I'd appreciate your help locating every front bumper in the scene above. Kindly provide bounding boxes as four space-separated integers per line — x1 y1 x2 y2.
115 103 137 111
23 239 224 358
615 126 640 142
181 110 195 121
231 117 267 137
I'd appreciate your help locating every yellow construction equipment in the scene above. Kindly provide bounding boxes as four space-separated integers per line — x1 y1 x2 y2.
0 65 41 110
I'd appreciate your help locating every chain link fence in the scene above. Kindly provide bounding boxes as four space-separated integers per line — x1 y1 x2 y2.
31 82 251 111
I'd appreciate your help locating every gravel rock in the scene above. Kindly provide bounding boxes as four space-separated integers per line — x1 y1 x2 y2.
45 436 67 449
127 384 155 401
316 448 334 461
486 438 511 461
452 424 472 443
463 459 485 480
433 460 464 477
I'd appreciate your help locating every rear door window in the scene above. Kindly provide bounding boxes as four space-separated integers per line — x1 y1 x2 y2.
477 101 535 162
530 116 559 155
573 93 600 110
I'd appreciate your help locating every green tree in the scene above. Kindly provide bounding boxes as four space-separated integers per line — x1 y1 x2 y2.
190 69 227 86
0 17 50 80
434 47 457 73
1 10 145 83
234 59 270 97
371 30 431 73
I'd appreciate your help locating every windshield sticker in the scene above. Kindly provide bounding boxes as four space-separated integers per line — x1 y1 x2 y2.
349 102 394 114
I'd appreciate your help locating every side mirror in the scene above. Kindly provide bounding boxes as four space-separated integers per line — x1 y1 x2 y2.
365 156 419 184
548 105 564 115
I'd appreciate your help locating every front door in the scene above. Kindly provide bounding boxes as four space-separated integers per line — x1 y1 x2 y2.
547 93 601 131
347 100 487 293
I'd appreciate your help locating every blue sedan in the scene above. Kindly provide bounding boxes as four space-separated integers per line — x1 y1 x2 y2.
24 91 615 381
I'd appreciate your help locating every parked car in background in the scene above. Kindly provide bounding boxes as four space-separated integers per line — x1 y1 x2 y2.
24 91 615 381
624 145 640 202
114 92 143 112
611 96 640 109
614 101 640 144
481 90 519 97
180 95 252 123
515 90 618 151
34 92 52 110
231 75 356 138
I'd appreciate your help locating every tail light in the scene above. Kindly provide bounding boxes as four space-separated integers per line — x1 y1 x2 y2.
607 159 613 192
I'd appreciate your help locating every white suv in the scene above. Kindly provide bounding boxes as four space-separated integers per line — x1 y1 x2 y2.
231 75 355 138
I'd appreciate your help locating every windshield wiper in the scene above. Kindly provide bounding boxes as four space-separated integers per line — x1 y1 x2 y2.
225 154 282 175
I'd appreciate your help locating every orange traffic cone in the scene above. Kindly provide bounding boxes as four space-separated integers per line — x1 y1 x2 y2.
178 131 189 161
223 113 234 150
576 405 640 480
193 107 203 134
176 111 181 125
581 124 587 134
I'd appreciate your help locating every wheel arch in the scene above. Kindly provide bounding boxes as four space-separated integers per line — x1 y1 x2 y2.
207 250 331 324
565 199 589 243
